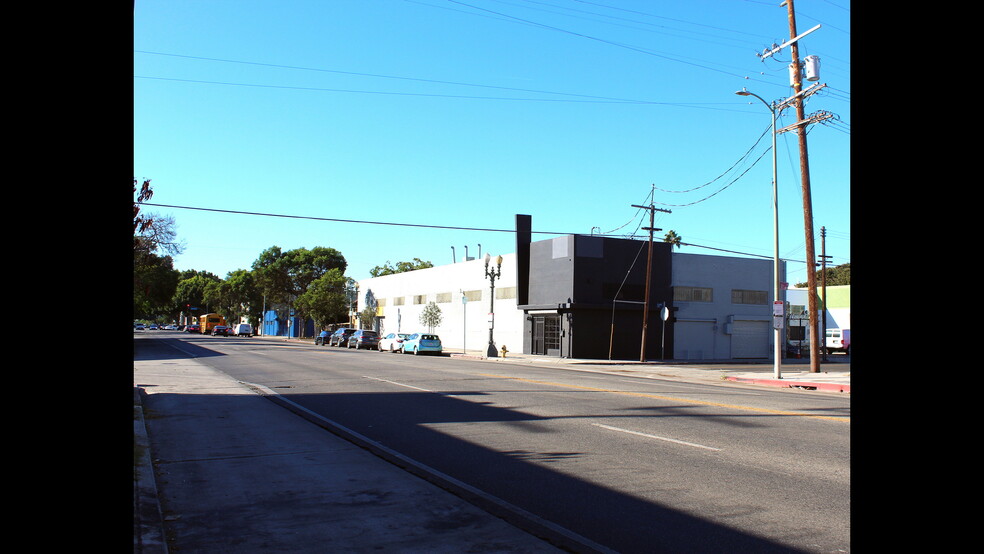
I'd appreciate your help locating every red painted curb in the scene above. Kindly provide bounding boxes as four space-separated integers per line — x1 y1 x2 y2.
726 376 850 393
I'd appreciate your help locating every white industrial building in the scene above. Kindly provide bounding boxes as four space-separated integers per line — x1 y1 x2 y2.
356 215 787 361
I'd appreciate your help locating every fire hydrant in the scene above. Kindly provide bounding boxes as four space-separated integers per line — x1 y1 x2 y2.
500 344 508 358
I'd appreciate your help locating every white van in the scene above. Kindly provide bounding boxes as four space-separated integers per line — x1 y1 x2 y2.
234 323 253 337
824 328 850 354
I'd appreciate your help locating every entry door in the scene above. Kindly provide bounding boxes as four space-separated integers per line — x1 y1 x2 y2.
531 315 560 356
532 317 545 355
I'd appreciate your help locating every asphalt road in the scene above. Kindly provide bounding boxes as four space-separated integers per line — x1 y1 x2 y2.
143 332 849 553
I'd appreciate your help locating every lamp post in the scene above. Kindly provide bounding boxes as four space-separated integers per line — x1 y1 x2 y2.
735 88 782 380
484 253 503 357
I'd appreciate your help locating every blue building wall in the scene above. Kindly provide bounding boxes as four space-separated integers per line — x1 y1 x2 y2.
263 310 316 337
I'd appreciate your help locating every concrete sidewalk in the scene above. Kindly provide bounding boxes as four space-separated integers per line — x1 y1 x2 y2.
134 355 572 553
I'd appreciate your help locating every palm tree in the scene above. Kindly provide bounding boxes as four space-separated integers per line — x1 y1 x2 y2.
663 230 683 249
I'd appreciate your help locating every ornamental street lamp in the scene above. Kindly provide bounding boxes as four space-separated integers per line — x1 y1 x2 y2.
484 253 503 357
735 87 782 380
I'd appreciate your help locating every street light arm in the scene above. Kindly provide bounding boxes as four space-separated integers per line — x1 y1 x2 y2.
735 89 774 113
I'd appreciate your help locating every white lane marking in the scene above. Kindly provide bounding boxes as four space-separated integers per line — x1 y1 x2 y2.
592 423 721 452
363 376 434 392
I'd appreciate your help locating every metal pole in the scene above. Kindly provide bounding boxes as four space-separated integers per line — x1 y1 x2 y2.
735 88 782 380
770 101 781 380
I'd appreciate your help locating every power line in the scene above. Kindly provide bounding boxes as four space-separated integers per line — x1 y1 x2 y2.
140 202 571 235
138 201 822 266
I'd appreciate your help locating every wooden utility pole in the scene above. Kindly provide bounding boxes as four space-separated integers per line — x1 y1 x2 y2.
819 226 831 362
782 0 822 373
632 202 670 362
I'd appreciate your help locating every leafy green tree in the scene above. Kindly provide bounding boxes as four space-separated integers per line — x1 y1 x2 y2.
252 246 347 336
294 268 349 330
797 262 850 288
134 253 179 320
173 272 220 322
359 306 377 329
225 269 264 328
370 258 434 277
419 301 443 333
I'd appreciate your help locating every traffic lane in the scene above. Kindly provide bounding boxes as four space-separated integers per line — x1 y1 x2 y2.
274 368 847 553
478 366 851 421
177 337 849 498
162 336 848 551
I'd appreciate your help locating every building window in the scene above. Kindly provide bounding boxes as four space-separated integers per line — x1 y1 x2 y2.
376 298 386 307
731 289 767 305
413 294 427 305
393 297 405 306
673 286 713 302
436 292 452 303
463 290 482 302
495 286 517 299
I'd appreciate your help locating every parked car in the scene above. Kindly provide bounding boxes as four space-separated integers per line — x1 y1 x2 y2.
233 323 253 337
329 328 357 347
211 325 231 336
148 324 159 330
134 323 146 331
186 324 201 333
348 329 379 350
401 333 442 355
378 333 410 352
315 330 331 346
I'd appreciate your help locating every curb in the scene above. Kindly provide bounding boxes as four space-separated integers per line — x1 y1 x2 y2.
134 387 169 554
725 376 850 393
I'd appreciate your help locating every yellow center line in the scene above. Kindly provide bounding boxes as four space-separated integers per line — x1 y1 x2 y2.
477 373 849 423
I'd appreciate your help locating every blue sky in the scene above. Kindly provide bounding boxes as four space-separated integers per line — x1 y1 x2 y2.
133 0 850 287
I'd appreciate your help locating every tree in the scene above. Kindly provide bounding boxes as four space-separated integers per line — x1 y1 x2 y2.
294 268 349 330
370 258 434 277
134 178 185 259
359 305 377 329
419 302 443 333
172 272 221 322
663 230 683 249
797 262 850 288
134 178 184 320
134 254 179 320
224 269 265 328
252 246 347 336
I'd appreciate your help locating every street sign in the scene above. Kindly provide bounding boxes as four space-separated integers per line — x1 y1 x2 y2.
661 306 670 321
773 301 784 316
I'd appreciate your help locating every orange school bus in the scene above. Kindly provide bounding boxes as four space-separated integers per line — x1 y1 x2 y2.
199 313 227 334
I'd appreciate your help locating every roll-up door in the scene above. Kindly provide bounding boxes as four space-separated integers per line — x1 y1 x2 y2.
731 319 769 358
675 320 714 360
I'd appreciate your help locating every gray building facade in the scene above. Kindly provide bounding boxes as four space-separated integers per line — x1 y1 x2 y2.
515 215 674 360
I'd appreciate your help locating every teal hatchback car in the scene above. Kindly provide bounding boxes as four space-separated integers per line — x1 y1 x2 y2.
401 333 442 355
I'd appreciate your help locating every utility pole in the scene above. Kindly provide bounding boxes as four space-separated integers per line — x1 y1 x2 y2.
631 201 670 362
819 227 832 362
780 0 828 373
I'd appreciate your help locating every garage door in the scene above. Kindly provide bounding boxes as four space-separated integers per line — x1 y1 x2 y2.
674 321 714 360
731 320 769 358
